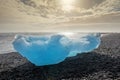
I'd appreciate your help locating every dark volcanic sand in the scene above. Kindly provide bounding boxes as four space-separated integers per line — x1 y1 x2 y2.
0 33 120 80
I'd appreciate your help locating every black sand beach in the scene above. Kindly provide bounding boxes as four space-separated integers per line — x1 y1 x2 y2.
0 33 120 80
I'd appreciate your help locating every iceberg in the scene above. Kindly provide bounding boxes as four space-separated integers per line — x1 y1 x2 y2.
12 33 101 66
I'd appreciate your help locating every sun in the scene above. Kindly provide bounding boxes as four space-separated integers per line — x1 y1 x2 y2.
60 0 75 12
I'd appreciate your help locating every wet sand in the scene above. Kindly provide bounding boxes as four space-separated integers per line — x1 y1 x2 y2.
0 33 120 80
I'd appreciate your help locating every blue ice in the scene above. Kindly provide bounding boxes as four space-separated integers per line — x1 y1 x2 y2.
12 33 101 66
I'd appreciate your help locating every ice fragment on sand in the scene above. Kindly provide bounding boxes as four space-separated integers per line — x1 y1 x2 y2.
12 33 101 66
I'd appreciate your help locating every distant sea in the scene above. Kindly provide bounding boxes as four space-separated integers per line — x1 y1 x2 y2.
0 33 15 54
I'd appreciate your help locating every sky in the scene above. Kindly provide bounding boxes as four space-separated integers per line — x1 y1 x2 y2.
0 0 120 32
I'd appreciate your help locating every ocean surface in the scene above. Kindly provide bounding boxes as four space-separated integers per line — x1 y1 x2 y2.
0 33 15 54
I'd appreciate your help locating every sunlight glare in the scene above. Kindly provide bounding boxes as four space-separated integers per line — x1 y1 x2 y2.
59 32 75 37
60 0 75 12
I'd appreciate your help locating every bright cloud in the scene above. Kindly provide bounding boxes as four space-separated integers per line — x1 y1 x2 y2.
0 0 120 32
0 0 120 23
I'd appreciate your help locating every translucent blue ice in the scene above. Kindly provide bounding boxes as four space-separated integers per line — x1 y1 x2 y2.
12 33 101 66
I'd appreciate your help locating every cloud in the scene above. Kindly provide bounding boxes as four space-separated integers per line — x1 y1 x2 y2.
64 12 120 23
0 0 120 24
0 0 120 32
95 0 120 12
60 0 120 23
19 0 120 23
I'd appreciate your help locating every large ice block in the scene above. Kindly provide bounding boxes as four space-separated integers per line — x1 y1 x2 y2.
12 33 101 66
